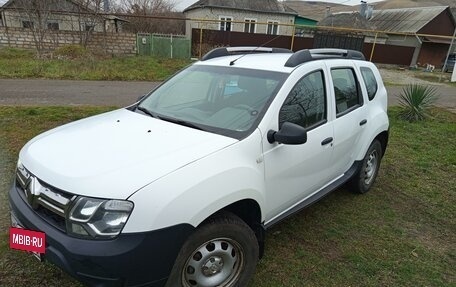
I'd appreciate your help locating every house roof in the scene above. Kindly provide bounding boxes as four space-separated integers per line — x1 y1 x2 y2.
183 0 298 16
1 0 95 12
369 6 449 33
283 1 354 21
0 0 124 21
295 15 318 25
318 11 388 38
318 12 373 30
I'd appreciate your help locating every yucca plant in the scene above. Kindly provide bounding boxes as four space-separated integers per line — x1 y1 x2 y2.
398 84 438 122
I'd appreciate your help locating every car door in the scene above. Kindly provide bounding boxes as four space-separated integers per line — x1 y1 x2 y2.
328 61 369 176
261 65 334 223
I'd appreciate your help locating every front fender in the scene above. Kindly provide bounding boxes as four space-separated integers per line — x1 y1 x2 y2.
123 130 265 233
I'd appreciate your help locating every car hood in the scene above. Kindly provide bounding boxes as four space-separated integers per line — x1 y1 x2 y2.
20 109 237 199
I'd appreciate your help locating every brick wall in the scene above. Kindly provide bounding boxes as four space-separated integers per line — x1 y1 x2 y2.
0 27 137 55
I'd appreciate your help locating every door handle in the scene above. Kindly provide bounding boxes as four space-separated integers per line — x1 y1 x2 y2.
321 137 333 146
359 119 367 126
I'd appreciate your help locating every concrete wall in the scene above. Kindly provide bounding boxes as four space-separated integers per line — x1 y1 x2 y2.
185 8 295 37
0 27 136 55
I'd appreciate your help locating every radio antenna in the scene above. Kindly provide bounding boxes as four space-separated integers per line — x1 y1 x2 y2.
229 34 286 66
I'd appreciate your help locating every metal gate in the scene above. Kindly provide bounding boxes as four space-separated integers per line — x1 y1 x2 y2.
313 32 365 51
137 33 190 59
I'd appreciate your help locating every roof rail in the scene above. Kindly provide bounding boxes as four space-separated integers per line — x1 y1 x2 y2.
285 49 366 67
201 46 292 61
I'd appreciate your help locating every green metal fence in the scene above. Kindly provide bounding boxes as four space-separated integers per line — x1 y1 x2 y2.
137 33 190 59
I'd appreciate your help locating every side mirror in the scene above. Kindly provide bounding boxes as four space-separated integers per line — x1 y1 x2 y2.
267 122 307 145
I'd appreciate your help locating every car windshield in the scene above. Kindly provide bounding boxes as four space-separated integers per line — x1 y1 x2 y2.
138 65 287 138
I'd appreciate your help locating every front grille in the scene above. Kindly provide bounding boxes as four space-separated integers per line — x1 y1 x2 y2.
16 165 76 232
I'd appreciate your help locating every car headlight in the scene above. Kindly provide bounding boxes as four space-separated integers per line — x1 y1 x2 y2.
67 197 134 239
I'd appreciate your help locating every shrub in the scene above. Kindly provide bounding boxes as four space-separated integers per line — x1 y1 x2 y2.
398 84 438 122
54 45 90 59
0 48 35 59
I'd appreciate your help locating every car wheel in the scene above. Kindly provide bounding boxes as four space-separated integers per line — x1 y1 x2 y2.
350 140 383 194
165 212 259 287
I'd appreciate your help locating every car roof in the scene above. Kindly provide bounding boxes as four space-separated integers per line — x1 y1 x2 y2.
194 48 367 73
194 53 295 73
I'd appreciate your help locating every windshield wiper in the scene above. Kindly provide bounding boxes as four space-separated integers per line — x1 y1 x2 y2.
159 116 206 131
137 106 205 131
136 106 160 119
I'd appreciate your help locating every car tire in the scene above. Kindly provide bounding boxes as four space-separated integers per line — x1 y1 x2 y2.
350 140 383 194
165 212 259 287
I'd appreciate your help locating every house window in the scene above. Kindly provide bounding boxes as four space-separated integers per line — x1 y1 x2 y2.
47 21 59 31
0 14 3 27
84 24 95 32
22 20 34 29
219 16 232 31
267 21 279 35
244 18 256 33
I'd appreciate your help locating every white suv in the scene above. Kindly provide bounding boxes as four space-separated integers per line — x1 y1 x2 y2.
9 47 389 287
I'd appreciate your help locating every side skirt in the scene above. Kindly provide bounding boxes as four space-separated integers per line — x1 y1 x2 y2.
263 160 362 230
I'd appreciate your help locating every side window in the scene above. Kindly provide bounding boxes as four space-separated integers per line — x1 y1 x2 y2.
279 70 326 129
331 68 362 115
360 67 378 101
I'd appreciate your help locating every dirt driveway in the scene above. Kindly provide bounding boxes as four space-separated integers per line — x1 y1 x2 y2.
0 69 454 110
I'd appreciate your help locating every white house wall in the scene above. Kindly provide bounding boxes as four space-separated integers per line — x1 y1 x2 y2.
185 8 295 37
385 34 420 47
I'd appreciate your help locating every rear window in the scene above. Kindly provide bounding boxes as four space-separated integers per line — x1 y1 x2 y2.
360 67 378 101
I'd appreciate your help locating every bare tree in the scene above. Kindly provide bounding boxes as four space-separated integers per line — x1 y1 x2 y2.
10 0 62 57
120 0 175 14
119 0 185 35
75 0 105 47
9 0 109 55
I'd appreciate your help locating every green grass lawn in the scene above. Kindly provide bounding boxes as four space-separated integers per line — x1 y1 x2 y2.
414 72 456 87
0 48 190 81
0 107 454 286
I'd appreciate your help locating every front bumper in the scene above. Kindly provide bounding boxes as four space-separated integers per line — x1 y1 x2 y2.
9 181 194 287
